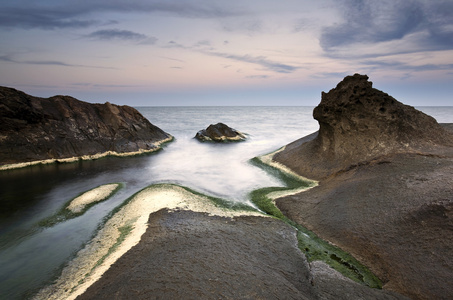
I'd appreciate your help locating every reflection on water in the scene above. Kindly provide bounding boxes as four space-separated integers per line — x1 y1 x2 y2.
0 106 451 299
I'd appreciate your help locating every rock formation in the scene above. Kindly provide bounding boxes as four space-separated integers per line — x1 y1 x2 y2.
0 86 172 166
195 122 246 142
274 73 453 179
272 74 453 299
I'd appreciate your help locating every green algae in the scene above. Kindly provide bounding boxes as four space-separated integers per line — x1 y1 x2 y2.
38 183 124 227
177 185 257 212
249 155 382 289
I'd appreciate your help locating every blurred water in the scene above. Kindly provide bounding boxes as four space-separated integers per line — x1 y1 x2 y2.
0 106 318 299
0 106 451 299
140 107 319 200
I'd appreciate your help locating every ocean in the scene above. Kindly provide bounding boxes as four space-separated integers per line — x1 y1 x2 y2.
0 106 451 299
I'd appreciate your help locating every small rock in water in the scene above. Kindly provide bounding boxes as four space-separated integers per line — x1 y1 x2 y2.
195 123 246 142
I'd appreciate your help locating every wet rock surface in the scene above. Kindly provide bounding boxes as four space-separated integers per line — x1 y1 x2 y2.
0 86 171 165
273 74 453 299
195 122 246 142
77 209 407 300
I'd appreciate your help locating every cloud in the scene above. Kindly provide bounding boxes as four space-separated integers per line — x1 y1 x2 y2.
193 40 212 48
0 4 97 29
362 59 453 73
0 54 15 62
0 1 243 30
0 53 115 69
320 0 453 57
158 56 186 63
84 29 157 44
311 72 350 79
208 52 299 74
71 83 149 88
245 75 270 79
159 37 300 74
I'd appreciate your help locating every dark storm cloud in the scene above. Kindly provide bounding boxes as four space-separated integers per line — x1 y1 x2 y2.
0 1 243 30
320 0 453 55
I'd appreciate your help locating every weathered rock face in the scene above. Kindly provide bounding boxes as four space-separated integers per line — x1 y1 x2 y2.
195 123 246 142
0 86 172 166
274 74 453 179
271 74 453 299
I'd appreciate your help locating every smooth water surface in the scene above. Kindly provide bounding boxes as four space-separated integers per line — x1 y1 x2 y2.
0 106 451 299
0 106 318 299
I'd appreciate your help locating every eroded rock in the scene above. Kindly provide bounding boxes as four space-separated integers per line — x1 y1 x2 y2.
0 86 172 166
274 74 453 179
272 74 453 299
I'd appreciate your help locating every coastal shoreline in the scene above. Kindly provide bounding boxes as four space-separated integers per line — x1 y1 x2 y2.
33 184 264 300
0 136 174 171
31 142 407 300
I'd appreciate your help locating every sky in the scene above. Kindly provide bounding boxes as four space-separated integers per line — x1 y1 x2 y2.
1 0 452 106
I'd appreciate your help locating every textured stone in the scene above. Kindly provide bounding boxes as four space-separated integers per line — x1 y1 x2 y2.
195 122 246 142
274 73 453 179
0 86 172 165
272 74 453 299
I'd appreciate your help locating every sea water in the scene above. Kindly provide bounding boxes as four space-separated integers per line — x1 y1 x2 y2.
0 106 451 299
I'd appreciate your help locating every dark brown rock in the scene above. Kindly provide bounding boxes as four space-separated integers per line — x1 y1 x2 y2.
77 209 407 300
276 153 453 300
0 86 172 165
274 74 453 180
195 122 246 142
271 74 453 299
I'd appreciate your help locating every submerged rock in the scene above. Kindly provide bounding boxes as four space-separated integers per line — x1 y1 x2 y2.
195 122 246 142
0 86 172 166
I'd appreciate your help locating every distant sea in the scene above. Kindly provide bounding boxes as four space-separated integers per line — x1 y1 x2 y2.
0 106 452 299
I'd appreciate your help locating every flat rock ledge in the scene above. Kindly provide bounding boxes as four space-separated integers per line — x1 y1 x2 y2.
35 184 408 300
195 122 246 142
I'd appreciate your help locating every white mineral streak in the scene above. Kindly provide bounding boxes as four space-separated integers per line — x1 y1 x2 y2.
0 136 173 171
67 184 119 214
33 184 264 300
257 146 318 200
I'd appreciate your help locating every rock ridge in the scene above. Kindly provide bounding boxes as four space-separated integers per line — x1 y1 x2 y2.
0 86 172 166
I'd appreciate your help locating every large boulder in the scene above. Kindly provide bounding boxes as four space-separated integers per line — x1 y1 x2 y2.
0 86 172 166
195 123 246 142
273 73 453 179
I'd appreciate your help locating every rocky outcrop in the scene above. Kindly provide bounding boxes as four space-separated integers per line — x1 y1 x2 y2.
272 74 453 299
195 123 246 142
77 209 408 300
0 86 172 167
274 74 453 180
